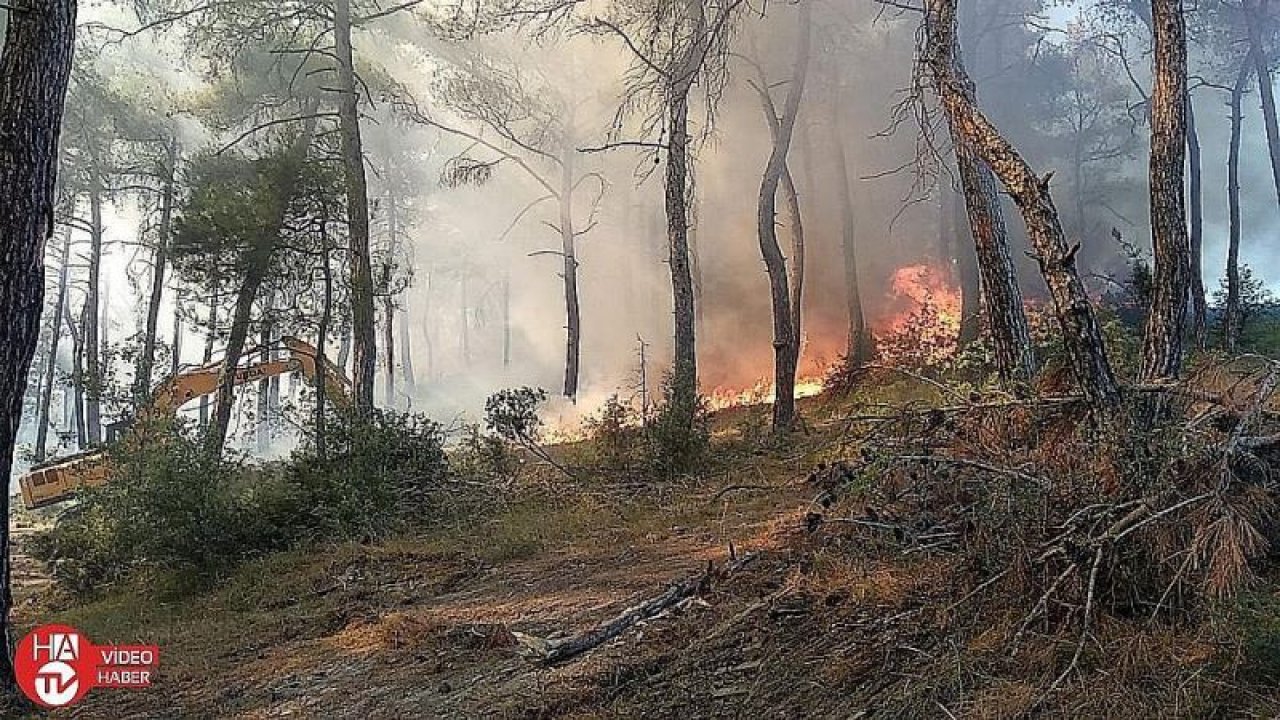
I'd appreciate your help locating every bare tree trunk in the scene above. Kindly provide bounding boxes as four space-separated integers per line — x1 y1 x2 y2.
953 188 982 347
398 304 415 404
256 322 271 452
36 231 71 462
689 191 705 338
1226 58 1252 353
335 0 377 412
665 89 698 423
171 294 183 377
199 288 218 427
832 102 871 366
337 318 352 371
383 294 395 406
0 0 76 698
935 40 1034 384
925 0 1119 407
67 303 86 447
85 181 104 444
135 138 178 405
1140 0 1191 383
315 251 333 460
560 152 582 400
1187 88 1207 349
1246 0 1280 208
754 0 810 432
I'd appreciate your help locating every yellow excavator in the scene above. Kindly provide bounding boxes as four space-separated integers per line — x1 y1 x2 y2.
19 337 351 510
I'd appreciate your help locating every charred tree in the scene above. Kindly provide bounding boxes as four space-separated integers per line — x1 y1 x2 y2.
924 0 1120 407
1187 89 1207 349
952 188 982 348
334 0 377 412
1140 0 1191 383
665 76 699 423
753 0 811 431
0 0 77 699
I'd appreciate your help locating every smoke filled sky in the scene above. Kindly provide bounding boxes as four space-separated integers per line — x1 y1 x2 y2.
11 0 1280 485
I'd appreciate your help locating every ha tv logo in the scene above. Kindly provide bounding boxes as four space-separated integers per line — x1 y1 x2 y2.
14 624 160 708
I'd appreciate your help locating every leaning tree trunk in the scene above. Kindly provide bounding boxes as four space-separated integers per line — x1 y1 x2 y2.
35 230 71 462
1226 58 1252 353
832 99 872 365
84 179 104 444
1187 88 1207 349
335 0 377 412
929 17 1034 385
754 0 811 432
1246 0 1280 208
207 114 317 453
1140 0 1191 383
135 138 178 406
0 0 76 700
560 152 582 400
925 0 1120 408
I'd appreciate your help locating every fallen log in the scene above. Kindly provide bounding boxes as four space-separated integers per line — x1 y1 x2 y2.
515 553 758 665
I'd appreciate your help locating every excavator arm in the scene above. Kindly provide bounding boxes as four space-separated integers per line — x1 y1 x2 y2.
20 337 352 509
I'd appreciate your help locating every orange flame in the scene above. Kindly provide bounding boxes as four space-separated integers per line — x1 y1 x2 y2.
875 263 963 364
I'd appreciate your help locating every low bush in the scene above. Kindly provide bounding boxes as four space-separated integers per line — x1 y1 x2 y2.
31 409 451 596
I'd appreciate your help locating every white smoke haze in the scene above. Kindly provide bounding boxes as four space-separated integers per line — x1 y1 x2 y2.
11 0 1280 489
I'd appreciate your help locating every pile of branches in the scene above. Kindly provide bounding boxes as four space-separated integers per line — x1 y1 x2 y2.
807 356 1280 702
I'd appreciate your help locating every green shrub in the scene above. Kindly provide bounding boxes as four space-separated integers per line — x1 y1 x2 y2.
452 424 522 486
645 375 710 478
292 408 450 539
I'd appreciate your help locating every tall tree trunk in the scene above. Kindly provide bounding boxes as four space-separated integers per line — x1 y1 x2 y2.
1141 0 1191 383
135 138 178 405
937 46 1034 384
199 288 218 427
560 152 582 400
782 164 805 366
315 251 333 460
383 294 395 406
1246 0 1280 208
207 115 317 453
1226 58 1252 353
925 0 1119 407
398 304 415 404
36 230 71 462
665 88 698 424
953 187 982 347
335 0 377 411
1187 89 1207 349
171 294 183 377
0 0 76 699
256 321 272 452
754 0 810 432
85 180 104 444
832 102 871 365
67 302 86 447
337 318 352 371
689 192 705 338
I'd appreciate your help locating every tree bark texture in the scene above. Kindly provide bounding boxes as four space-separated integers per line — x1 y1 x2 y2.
136 138 178 405
1226 58 1252 353
35 231 71 462
335 0 377 411
924 0 1120 408
560 152 582 400
0 0 77 699
1140 0 1191 383
1187 88 1207 349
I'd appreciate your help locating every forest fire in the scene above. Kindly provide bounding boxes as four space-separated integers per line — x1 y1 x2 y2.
705 374 826 412
874 263 964 364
